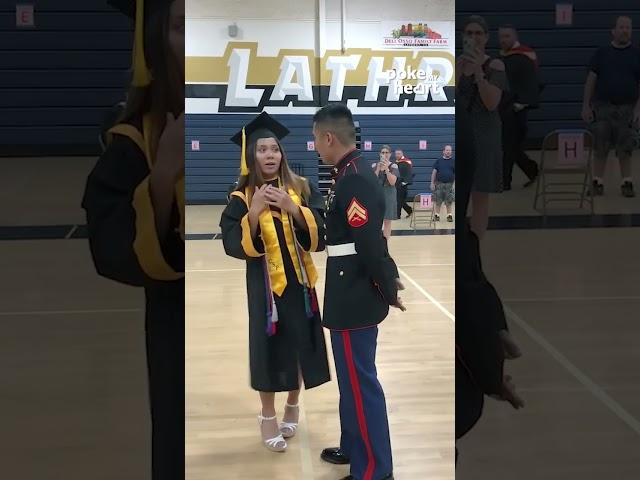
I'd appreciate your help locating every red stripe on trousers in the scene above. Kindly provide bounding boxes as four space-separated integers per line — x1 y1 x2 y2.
342 330 376 480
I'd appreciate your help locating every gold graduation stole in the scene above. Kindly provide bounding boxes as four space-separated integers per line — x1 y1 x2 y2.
111 115 185 241
141 115 185 241
106 114 184 282
247 181 318 297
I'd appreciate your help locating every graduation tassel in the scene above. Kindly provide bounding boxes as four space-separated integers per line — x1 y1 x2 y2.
262 256 280 337
289 218 315 319
240 127 249 176
265 295 273 336
310 288 319 313
271 302 279 336
132 0 152 87
263 257 275 336
302 285 313 318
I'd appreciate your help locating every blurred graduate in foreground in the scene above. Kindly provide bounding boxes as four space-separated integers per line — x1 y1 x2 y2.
82 1 185 478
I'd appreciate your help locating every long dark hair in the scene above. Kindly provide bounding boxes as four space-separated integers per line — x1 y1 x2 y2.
117 1 183 160
236 138 310 200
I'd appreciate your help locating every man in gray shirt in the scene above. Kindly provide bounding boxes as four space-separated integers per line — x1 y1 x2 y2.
582 15 640 197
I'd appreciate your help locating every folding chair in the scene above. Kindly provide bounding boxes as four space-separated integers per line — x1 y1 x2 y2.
409 194 436 229
533 129 594 218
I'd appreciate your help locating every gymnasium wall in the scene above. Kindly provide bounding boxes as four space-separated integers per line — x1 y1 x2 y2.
456 0 640 145
185 113 453 203
0 1 132 156
186 0 456 204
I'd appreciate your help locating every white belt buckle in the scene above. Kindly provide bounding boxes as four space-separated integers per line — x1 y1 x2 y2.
327 243 357 257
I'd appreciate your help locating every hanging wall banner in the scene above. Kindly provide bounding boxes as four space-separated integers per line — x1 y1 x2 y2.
381 21 453 49
186 42 455 114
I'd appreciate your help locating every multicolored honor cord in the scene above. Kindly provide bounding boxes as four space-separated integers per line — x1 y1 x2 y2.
263 256 278 336
287 213 320 319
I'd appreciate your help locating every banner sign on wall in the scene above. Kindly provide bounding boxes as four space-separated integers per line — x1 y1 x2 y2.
381 21 453 49
186 42 455 114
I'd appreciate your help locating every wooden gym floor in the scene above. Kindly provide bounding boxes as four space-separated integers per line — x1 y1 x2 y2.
185 206 455 480
5 155 640 478
456 228 640 479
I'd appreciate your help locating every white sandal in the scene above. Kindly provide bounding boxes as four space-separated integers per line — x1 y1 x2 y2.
258 413 287 452
279 403 299 439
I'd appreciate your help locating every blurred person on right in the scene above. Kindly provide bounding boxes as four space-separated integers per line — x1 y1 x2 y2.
582 15 640 197
457 15 507 239
498 24 540 190
455 105 524 466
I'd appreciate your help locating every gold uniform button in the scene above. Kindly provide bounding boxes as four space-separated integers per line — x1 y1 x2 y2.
339 271 344 276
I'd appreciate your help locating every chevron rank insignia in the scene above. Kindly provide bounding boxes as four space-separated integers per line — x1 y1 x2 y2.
347 197 368 228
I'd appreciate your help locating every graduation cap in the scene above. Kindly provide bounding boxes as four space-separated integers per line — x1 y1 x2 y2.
230 112 290 176
108 0 170 87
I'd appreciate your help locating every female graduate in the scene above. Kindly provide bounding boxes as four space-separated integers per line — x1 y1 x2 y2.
82 1 184 479
220 112 331 453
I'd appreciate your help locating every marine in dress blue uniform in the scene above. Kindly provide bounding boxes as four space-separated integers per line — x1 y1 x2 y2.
320 142 401 480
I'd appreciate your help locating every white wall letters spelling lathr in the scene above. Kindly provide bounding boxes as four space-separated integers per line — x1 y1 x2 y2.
221 47 454 109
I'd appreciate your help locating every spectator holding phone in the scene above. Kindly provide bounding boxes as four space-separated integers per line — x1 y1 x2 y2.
373 145 399 239
456 15 507 240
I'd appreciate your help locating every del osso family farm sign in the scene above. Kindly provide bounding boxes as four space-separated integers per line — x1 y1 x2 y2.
186 44 456 111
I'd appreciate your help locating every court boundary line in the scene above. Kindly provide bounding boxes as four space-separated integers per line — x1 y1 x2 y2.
64 225 78 239
184 230 455 239
504 305 640 436
397 267 455 323
297 392 314 478
0 308 142 316
504 295 640 303
186 263 454 273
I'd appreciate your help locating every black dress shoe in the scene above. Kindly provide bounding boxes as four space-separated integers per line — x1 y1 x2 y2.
321 447 350 465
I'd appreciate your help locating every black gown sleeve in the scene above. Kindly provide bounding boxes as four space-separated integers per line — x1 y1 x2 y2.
511 55 540 107
403 162 414 185
336 174 398 304
294 180 326 253
220 194 266 260
81 135 184 286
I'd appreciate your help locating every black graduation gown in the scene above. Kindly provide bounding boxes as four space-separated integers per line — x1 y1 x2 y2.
220 180 331 392
81 119 184 480
396 159 414 185
500 53 540 109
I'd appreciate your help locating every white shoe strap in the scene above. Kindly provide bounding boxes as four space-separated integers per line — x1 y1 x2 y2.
265 434 286 447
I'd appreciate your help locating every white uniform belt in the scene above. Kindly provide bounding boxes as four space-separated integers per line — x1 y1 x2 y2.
327 243 357 257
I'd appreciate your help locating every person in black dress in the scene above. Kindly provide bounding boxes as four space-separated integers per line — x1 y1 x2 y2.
220 112 331 453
